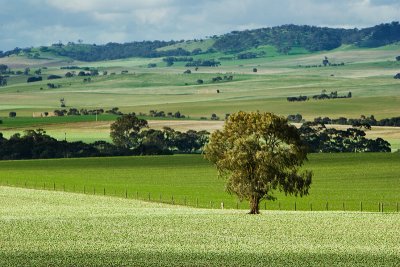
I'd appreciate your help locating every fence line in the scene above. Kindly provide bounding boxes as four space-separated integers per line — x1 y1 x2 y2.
1 179 400 212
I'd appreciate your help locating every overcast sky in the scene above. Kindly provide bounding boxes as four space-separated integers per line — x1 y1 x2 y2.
0 0 399 51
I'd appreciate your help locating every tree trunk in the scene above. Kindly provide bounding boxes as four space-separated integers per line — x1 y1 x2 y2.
248 195 261 214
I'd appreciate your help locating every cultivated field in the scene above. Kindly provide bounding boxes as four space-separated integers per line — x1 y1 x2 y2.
1 153 399 212
1 186 399 266
1 44 399 148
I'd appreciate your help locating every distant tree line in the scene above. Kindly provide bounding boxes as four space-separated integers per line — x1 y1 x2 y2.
0 125 210 160
299 122 391 152
1 22 398 62
163 56 194 66
213 22 400 53
287 91 352 102
287 114 400 127
313 115 400 127
185 59 220 67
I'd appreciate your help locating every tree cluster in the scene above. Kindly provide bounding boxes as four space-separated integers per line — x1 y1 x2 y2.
287 91 352 102
0 122 210 160
211 75 233 82
299 122 391 153
185 59 220 67
110 115 209 154
163 56 193 66
27 76 42 83
47 42 191 61
0 130 130 160
212 22 400 53
313 115 400 127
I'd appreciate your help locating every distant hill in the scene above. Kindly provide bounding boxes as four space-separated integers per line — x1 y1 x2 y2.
0 22 399 62
213 22 400 53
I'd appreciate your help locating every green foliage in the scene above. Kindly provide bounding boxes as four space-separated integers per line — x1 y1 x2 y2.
110 114 148 149
212 22 400 53
204 111 312 214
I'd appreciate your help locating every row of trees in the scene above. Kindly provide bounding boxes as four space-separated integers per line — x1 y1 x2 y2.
313 115 400 127
287 91 352 102
185 59 221 67
0 125 209 160
287 114 400 127
299 122 390 152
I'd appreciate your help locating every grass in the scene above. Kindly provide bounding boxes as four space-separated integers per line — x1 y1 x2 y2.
1 153 399 212
0 186 399 266
0 44 399 146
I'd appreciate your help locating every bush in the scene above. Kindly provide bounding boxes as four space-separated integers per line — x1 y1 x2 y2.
9 111 16 118
47 75 62 80
27 76 42 83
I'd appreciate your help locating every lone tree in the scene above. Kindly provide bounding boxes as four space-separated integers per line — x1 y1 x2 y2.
110 114 148 149
204 111 312 214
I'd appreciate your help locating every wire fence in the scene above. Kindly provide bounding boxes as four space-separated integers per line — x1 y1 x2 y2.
1 179 399 213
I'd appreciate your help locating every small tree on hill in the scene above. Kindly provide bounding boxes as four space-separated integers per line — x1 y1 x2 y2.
204 111 312 214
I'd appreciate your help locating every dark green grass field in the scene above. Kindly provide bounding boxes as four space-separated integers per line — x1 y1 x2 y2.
1 153 399 212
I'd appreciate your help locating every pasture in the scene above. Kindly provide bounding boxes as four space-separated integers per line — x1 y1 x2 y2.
1 153 399 212
0 44 399 121
0 186 399 266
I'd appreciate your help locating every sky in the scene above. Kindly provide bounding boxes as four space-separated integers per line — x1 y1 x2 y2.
0 0 399 51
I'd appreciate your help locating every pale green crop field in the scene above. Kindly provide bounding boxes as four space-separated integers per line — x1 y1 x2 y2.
0 186 399 266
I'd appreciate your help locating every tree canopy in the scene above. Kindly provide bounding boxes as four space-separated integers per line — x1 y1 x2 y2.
110 114 148 149
204 111 312 214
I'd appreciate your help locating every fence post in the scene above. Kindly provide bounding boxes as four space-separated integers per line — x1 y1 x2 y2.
196 198 199 208
24 181 27 188
221 202 224 209
172 195 174 205
294 202 297 211
136 191 138 199
103 187 106 196
379 202 381 212
264 202 267 210
53 182 55 191
84 185 86 194
382 203 384 213
397 203 399 212
360 201 363 212
310 203 312 211
326 202 328 211
125 189 128 199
